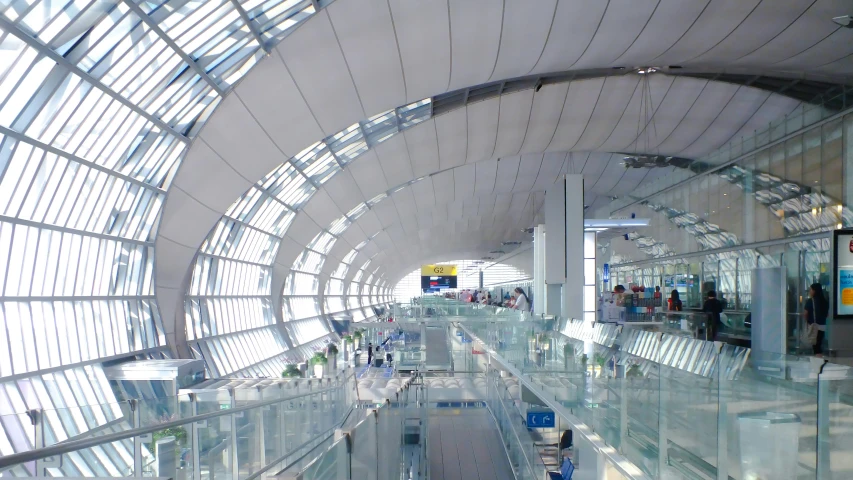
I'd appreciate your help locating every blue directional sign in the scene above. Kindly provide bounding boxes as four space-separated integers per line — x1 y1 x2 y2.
526 410 555 428
603 263 610 283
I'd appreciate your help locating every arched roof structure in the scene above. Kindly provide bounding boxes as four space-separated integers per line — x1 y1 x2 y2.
1 0 852 379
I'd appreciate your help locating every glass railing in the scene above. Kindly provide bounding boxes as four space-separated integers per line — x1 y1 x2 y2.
0 373 358 479
426 297 853 480
281 377 425 480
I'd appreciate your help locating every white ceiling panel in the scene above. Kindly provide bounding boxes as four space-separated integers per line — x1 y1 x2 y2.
453 163 476 200
692 0 812 65
494 156 521 193
274 235 305 269
175 139 253 214
679 87 773 158
547 77 607 152
590 154 628 193
613 0 710 65
302 189 340 228
198 94 288 182
372 201 399 227
447 0 503 90
341 223 368 250
435 108 468 170
325 171 365 212
285 213 321 246
512 154 543 193
774 27 853 71
155 238 198 289
347 150 389 199
373 135 414 187
157 188 221 249
489 0 557 80
727 93 802 144
655 0 760 66
355 210 382 237
474 159 498 196
411 178 436 209
610 166 656 196
465 98 500 163
405 119 441 178
519 83 570 154
734 0 844 66
532 153 566 191
573 76 642 151
598 75 676 152
530 0 607 74
579 153 609 187
573 0 659 68
654 81 740 154
634 77 710 153
234 54 324 157
389 0 451 102
493 90 534 158
563 152 590 176
431 169 455 202
327 0 406 114
275 11 364 134
373 231 394 251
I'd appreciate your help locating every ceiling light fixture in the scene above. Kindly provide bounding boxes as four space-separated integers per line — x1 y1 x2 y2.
637 67 658 75
832 15 853 28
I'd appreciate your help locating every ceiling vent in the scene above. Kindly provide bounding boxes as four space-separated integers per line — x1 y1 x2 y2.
501 241 522 246
621 155 693 169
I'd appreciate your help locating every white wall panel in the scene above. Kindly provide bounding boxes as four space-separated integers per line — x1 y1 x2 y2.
327 0 406 114
405 120 441 178
198 94 289 182
465 99 499 163
531 0 607 74
175 139 253 213
447 0 503 90
276 11 364 134
519 83 569 154
347 150 389 199
547 78 606 152
490 0 557 80
302 189 340 228
324 171 365 212
285 213 321 246
234 54 324 157
374 135 414 187
435 108 468 170
493 90 534 158
158 188 222 249
389 0 451 102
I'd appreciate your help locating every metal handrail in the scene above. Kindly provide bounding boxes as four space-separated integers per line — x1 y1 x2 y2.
0 377 352 469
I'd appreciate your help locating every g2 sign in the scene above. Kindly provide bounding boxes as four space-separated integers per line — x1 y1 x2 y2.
421 265 457 276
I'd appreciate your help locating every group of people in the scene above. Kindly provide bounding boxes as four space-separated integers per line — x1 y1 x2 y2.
457 287 531 311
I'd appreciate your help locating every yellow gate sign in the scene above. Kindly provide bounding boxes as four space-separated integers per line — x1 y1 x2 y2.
421 265 457 276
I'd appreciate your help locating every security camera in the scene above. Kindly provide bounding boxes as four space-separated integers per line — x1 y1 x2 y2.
833 15 853 28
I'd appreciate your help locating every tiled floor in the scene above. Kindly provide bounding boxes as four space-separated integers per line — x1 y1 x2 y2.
427 409 515 480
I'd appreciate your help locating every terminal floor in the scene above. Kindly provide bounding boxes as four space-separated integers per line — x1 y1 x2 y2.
427 408 514 480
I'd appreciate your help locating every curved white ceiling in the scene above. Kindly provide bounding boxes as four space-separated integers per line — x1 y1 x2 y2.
155 0 852 334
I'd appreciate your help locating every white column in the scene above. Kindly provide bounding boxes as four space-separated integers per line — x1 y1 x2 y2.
584 231 597 323
545 179 566 316
533 225 546 315
563 175 584 319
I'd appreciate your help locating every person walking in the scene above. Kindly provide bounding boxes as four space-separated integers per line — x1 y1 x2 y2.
366 342 374 366
703 291 724 341
804 283 829 356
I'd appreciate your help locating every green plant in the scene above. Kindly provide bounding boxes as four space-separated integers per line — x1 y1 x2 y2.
310 352 328 365
282 364 301 378
627 364 643 378
563 344 574 356
343 335 353 344
580 354 588 364
353 330 363 339
327 344 339 355
594 353 607 367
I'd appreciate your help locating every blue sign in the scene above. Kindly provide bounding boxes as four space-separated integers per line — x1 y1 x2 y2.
526 410 555 428
603 263 610 283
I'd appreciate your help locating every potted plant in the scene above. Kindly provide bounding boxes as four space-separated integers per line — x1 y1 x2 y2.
326 344 339 370
627 364 643 378
310 352 328 378
352 330 362 349
281 364 301 378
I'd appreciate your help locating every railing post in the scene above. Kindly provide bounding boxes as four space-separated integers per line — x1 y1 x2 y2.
189 393 201 480
715 342 728 480
229 389 239 480
129 399 142 476
27 409 44 476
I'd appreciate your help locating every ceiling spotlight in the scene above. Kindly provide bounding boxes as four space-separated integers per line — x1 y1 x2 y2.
832 15 853 28
637 67 658 75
